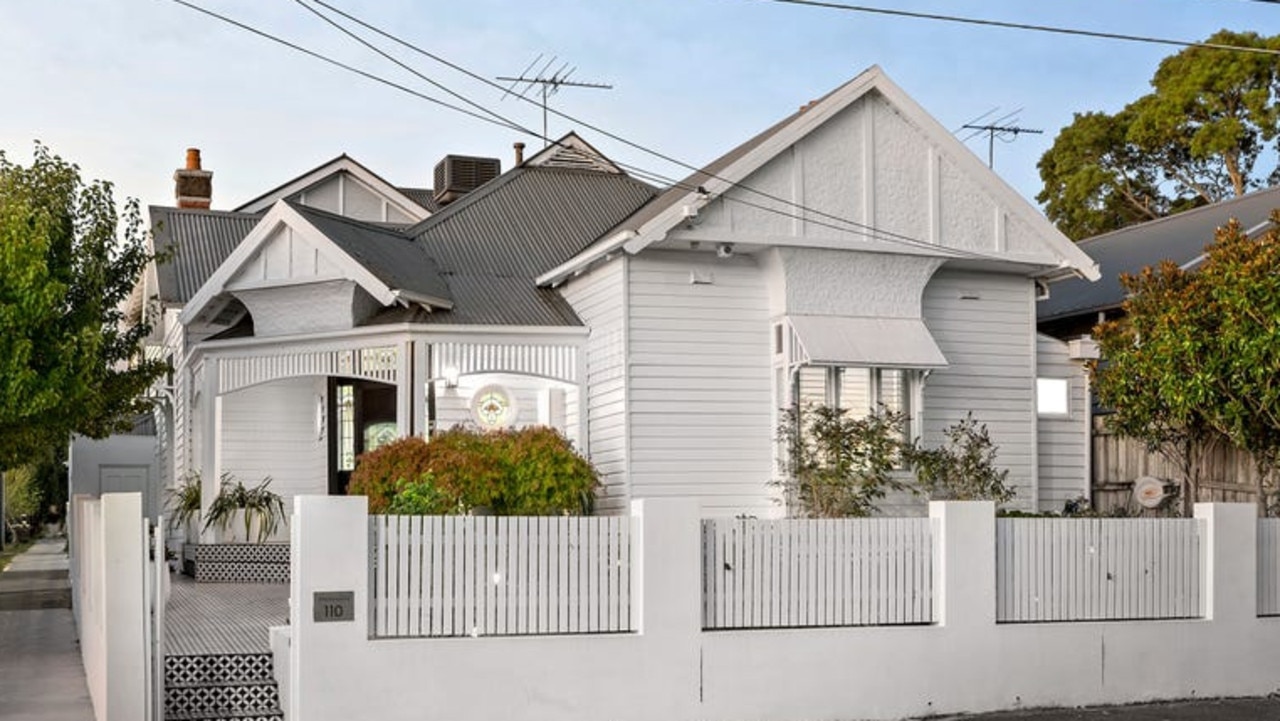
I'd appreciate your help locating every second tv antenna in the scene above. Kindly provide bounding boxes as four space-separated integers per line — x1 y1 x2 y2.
497 55 612 146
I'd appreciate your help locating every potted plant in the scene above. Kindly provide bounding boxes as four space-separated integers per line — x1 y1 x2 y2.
166 472 203 544
203 475 286 543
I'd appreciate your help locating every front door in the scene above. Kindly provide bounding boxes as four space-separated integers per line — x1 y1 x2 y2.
329 379 398 495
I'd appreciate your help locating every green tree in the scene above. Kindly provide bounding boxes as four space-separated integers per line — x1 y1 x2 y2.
0 144 166 469
907 413 1015 504
774 404 908 518
1038 30 1280 239
1092 218 1280 514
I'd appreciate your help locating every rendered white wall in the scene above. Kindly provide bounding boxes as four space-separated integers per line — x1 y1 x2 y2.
69 435 160 520
285 499 1280 721
69 493 147 721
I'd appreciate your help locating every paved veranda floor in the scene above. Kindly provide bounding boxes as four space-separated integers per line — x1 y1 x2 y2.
165 573 290 656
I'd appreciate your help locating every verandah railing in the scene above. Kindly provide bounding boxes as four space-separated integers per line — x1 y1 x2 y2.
701 517 934 629
368 515 634 638
996 517 1203 623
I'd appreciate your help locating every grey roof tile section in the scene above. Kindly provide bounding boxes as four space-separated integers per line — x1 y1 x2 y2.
406 165 656 326
150 206 261 304
1038 187 1280 323
288 202 453 306
397 187 441 213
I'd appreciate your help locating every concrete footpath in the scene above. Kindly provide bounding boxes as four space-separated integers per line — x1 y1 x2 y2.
928 696 1280 720
0 537 95 721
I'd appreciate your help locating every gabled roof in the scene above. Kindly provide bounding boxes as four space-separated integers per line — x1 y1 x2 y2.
406 147 657 326
539 65 1099 286
179 200 452 327
233 154 431 221
288 202 452 308
1037 186 1280 323
150 206 262 304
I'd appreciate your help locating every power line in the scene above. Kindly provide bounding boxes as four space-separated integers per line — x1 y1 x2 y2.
297 0 968 251
749 0 1280 57
166 0 526 134
165 0 1013 262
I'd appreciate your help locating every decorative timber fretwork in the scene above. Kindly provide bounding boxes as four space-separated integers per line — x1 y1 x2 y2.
217 345 400 394
430 342 578 384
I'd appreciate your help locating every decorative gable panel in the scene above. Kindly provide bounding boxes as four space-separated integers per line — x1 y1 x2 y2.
226 225 342 289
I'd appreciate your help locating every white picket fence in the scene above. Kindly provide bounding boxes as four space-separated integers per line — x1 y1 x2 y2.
1259 519 1280 616
701 518 934 629
996 517 1203 623
368 515 634 638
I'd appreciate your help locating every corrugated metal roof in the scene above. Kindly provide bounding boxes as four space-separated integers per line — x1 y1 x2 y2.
150 206 260 304
1037 187 1280 323
289 202 453 307
403 165 656 327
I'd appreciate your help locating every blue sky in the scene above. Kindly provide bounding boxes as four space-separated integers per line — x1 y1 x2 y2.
1 1 1276 213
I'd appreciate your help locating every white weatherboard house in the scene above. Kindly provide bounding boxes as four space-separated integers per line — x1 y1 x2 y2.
139 66 1098 537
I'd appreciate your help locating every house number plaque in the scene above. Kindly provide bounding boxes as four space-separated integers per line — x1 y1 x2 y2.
313 591 355 623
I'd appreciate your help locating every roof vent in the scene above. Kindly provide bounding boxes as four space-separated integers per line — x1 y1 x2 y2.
432 155 500 205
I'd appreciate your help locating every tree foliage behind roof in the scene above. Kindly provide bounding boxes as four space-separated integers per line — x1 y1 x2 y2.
0 144 167 468
1038 30 1280 240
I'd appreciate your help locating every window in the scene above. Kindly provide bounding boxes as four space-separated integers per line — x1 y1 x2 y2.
793 366 917 440
337 385 355 471
1036 378 1070 416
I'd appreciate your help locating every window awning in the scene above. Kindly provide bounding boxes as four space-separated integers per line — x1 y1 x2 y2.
788 315 948 369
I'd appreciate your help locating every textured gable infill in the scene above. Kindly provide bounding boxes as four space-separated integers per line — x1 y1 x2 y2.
150 206 263 305
1037 186 1280 322
287 201 452 307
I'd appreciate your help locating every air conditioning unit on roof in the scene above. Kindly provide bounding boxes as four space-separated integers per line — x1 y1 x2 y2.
432 155 500 205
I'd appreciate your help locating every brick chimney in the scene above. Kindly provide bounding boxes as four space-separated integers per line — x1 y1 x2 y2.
174 148 212 209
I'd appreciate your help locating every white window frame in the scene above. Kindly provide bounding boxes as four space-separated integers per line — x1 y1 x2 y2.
1036 377 1070 417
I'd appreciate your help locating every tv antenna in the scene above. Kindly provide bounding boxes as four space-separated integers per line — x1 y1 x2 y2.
961 122 1043 169
497 55 612 147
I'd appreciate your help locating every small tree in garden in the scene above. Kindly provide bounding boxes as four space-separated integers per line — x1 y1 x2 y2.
348 426 598 515
1092 217 1280 515
774 404 908 518
907 413 1015 503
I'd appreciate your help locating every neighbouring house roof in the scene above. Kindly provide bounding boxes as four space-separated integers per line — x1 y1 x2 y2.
150 206 262 304
1036 186 1280 324
233 154 431 221
288 202 453 309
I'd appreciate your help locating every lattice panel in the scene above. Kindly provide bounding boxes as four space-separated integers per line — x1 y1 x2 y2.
166 654 275 686
194 544 290 565
165 683 279 715
194 562 289 584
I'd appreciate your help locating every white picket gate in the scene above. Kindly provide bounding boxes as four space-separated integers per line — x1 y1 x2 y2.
701 518 934 629
995 518 1203 623
1259 519 1280 616
368 515 634 638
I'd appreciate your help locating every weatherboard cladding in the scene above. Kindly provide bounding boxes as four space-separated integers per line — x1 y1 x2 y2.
287 202 453 306
150 206 261 304
1037 186 1280 323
